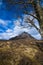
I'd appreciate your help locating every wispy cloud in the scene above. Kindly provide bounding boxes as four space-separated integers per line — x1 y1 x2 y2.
0 19 6 25
0 14 42 40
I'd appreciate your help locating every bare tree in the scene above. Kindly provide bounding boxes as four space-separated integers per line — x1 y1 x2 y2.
3 0 43 37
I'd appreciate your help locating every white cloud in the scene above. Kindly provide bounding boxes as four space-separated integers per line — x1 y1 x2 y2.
0 19 5 24
6 29 13 33
33 34 42 40
13 18 22 27
0 19 7 26
23 14 40 29
0 25 41 40
0 14 42 40
33 19 40 29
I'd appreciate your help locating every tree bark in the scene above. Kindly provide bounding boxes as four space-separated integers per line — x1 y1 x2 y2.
32 0 43 38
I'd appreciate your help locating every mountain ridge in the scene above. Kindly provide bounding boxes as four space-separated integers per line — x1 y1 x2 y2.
9 32 35 40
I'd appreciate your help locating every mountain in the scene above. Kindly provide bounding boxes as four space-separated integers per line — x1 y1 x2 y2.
9 32 35 40
0 32 43 65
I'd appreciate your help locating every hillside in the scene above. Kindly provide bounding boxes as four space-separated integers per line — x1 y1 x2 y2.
0 33 43 65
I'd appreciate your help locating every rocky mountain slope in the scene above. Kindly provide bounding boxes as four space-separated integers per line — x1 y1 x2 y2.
0 33 43 65
9 32 35 40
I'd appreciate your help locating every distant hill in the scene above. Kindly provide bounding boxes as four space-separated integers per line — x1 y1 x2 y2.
9 32 35 40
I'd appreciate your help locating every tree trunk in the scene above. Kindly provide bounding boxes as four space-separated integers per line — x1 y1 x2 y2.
32 0 43 38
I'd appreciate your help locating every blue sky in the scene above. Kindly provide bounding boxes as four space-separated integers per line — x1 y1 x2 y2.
40 0 43 7
0 0 43 40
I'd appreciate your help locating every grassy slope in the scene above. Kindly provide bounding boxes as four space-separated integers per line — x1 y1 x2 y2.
0 37 43 65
